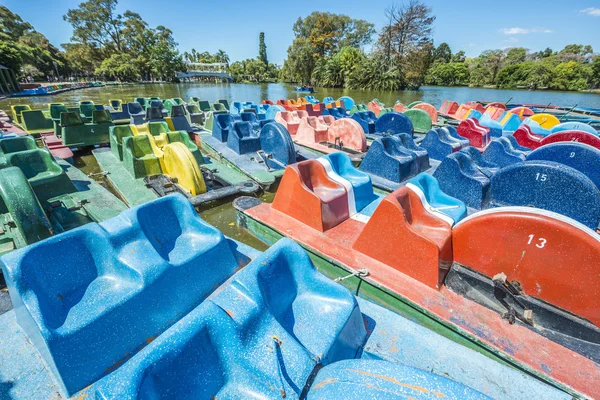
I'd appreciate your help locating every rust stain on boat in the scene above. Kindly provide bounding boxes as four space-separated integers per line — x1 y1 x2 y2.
348 369 444 396
311 377 338 389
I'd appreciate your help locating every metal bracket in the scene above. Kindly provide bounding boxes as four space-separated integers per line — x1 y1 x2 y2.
87 171 109 178
493 272 534 325
335 269 369 282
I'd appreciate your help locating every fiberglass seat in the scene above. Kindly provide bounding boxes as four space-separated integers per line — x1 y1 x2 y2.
359 136 419 184
275 111 301 135
273 160 350 231
0 136 37 154
127 102 145 125
169 105 192 132
351 111 376 134
375 111 414 137
321 152 377 214
481 137 526 168
227 121 261 154
459 146 499 177
11 105 31 124
110 125 136 161
419 128 461 160
457 118 491 149
0 194 239 396
212 113 241 142
406 173 467 225
296 116 329 144
433 152 491 209
443 126 470 147
145 107 165 123
21 110 54 135
353 186 453 289
122 135 162 178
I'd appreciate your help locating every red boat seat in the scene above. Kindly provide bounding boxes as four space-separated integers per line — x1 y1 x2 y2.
367 101 384 117
353 186 453 289
296 116 329 144
485 102 507 111
327 118 367 152
272 160 349 232
275 111 301 135
452 207 600 327
306 104 324 117
319 115 335 125
512 125 543 149
439 100 459 116
454 104 471 120
541 130 600 151
457 118 490 149
510 107 534 119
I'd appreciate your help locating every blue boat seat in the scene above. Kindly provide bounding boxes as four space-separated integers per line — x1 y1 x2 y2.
169 104 192 132
231 101 253 114
490 161 600 229
323 107 349 119
127 102 145 125
478 114 503 137
375 111 413 136
503 134 531 153
359 136 419 183
259 122 296 169
501 113 521 132
321 152 378 214
551 121 597 136
144 107 164 123
323 96 335 105
433 152 491 209
240 111 270 131
420 128 461 160
227 121 261 154
351 111 376 133
444 126 470 147
149 100 168 117
406 173 467 224
93 239 366 399
482 138 526 168
0 194 239 396
396 133 431 172
249 104 268 120
526 142 600 189
212 113 241 142
460 146 499 177
307 359 486 399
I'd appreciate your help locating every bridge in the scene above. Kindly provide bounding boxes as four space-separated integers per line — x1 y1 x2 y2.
178 62 233 82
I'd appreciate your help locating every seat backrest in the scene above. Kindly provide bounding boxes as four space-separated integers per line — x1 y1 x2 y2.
186 104 201 114
233 121 255 138
50 104 68 120
198 101 211 112
145 107 164 121
127 102 144 115
171 105 187 117
111 125 135 144
22 110 53 130
92 110 113 124
60 112 84 127
130 134 155 158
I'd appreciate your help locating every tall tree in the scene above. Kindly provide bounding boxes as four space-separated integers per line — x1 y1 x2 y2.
259 32 268 65
433 42 452 63
64 0 124 51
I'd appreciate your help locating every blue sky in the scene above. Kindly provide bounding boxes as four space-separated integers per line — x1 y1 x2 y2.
4 0 600 64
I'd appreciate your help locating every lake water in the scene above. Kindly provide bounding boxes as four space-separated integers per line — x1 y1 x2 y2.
2 83 600 113
2 82 599 248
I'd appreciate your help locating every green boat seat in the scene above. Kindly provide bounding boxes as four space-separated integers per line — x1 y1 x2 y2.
218 99 230 111
50 104 69 120
92 110 114 125
0 136 38 154
110 125 136 161
11 105 31 124
189 96 201 104
21 110 54 136
212 103 226 112
79 102 96 119
198 101 211 112
2 149 76 202
60 112 112 148
147 121 169 136
123 135 162 179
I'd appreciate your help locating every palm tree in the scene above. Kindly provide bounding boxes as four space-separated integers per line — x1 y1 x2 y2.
216 49 230 66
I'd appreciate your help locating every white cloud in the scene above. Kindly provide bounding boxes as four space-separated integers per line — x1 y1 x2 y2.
500 27 553 35
580 7 600 16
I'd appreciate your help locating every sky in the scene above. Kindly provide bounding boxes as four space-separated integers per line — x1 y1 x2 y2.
4 0 600 65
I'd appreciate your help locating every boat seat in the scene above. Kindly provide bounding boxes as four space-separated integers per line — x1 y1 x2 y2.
49 104 68 120
134 97 147 108
443 126 470 147
273 160 349 231
2 148 76 201
406 173 467 225
413 102 439 124
512 125 543 149
503 134 531 152
439 100 459 116
91 110 114 125
144 106 165 123
308 359 485 399
526 142 600 189
481 138 526 168
452 207 600 329
351 111 376 134
169 105 192 132
396 133 431 171
79 103 95 118
258 122 296 170
123 135 163 178
478 114 503 137
353 186 453 289
320 152 377 214
296 116 329 144
148 100 168 117
327 118 367 152
500 113 522 132
60 111 111 147
457 118 491 149
375 111 414 136
240 111 266 131
489 160 600 229
109 99 122 111
185 104 205 126
127 102 145 125
231 101 251 114
541 130 600 151
305 103 324 117
367 100 384 116
0 194 238 396
433 152 491 209
275 111 301 135
109 125 135 161
0 136 37 154
460 146 499 177
420 128 462 160
551 122 597 136
227 121 261 154
217 99 230 111
197 100 211 112
21 110 54 135
359 136 420 183
319 114 334 125
93 239 366 399
167 130 203 165
11 105 31 124
249 103 268 120
212 113 241 142
404 108 433 133
212 103 227 112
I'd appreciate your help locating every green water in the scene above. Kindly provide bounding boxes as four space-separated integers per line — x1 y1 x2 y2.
2 82 600 249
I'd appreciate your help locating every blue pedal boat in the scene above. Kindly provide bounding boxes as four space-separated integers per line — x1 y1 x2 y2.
0 194 573 399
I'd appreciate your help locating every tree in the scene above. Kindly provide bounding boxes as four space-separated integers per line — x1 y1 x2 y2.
280 37 316 83
259 32 268 65
95 52 139 80
64 0 124 51
591 56 600 88
433 43 452 63
504 47 527 66
452 50 466 63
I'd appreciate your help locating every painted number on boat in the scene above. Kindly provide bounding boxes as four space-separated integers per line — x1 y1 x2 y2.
527 234 547 248
535 173 548 182
570 152 576 158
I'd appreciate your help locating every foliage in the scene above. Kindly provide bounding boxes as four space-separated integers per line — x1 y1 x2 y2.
95 52 139 80
230 59 279 83
425 62 470 86
259 32 268 65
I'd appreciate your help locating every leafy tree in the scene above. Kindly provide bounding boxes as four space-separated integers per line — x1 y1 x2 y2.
259 32 268 65
64 0 124 51
95 52 139 80
551 61 590 90
504 47 527 66
426 62 469 86
280 37 315 83
452 50 466 63
591 56 600 88
433 43 452 63
0 41 23 71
